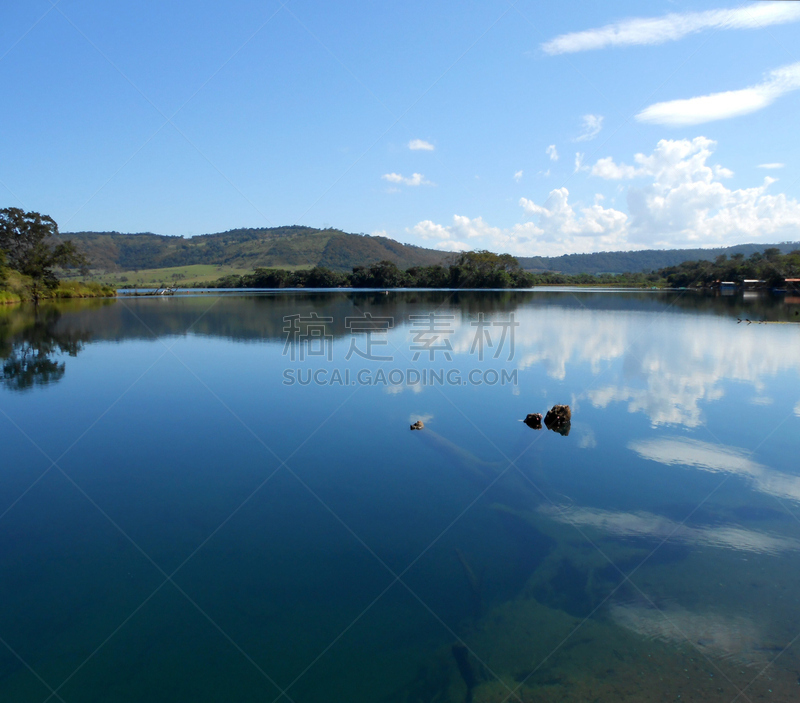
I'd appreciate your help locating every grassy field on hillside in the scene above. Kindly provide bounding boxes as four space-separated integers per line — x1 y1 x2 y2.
71 264 309 288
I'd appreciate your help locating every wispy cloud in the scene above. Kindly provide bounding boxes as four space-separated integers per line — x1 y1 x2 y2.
542 2 800 55
408 139 434 151
758 162 785 169
575 114 603 142
636 61 800 126
573 152 588 173
546 144 559 161
381 172 433 186
514 170 523 182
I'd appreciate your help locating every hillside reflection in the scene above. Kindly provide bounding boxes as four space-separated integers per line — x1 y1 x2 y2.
3 291 799 428
57 289 800 342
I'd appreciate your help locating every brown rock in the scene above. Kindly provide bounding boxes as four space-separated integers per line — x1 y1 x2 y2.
544 405 571 436
523 413 542 430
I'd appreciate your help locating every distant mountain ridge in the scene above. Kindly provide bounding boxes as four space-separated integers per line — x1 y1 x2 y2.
63 226 800 275
518 242 800 275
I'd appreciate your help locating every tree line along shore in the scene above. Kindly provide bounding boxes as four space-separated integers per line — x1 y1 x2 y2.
198 247 800 291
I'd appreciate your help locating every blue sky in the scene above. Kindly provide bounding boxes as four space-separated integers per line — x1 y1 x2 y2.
2 0 799 256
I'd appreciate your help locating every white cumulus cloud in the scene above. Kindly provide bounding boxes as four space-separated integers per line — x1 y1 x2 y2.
546 144 559 161
575 114 603 142
520 188 627 247
408 215 545 255
636 61 800 126
588 137 800 246
408 139 434 151
414 199 625 257
514 170 524 182
406 137 800 256
591 157 640 180
381 172 433 186
542 2 800 55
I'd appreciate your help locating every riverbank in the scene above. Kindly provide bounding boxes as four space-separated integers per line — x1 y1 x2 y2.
0 272 116 304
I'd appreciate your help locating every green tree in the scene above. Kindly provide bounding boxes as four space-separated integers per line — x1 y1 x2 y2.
351 260 408 288
0 249 7 287
406 264 450 288
294 266 346 288
449 250 528 288
0 208 88 299
243 268 290 288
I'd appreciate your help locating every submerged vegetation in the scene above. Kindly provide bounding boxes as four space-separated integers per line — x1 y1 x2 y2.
0 208 115 303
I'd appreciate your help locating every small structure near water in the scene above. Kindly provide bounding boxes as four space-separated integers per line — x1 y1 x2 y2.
127 286 178 297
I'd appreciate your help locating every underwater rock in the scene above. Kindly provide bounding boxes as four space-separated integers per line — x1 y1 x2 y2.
523 413 542 430
410 420 425 431
544 405 571 435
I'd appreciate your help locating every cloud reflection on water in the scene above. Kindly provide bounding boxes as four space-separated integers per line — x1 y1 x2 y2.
539 503 798 555
629 437 800 503
448 305 799 427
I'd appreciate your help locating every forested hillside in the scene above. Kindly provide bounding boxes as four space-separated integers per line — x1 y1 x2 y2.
64 226 800 275
518 242 800 274
66 227 448 273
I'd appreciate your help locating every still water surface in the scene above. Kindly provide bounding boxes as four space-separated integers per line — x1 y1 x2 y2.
1 291 800 702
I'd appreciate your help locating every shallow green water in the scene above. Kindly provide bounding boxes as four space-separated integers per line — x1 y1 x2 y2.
1 290 799 702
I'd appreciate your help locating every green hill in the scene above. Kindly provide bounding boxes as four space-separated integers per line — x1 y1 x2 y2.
518 242 800 275
64 226 800 277
65 227 448 274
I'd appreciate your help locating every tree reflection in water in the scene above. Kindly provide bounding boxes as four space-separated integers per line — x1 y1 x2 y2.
0 304 93 391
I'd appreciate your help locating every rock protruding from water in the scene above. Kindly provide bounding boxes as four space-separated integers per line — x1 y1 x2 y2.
544 405 571 436
410 420 425 431
523 413 542 430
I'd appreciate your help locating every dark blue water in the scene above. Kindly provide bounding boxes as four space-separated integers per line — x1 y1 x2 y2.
2 291 799 702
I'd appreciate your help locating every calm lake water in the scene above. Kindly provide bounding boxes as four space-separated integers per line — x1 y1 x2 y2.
1 290 800 702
